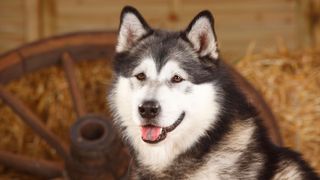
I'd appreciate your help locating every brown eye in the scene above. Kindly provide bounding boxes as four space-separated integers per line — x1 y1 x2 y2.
171 75 184 83
135 73 146 81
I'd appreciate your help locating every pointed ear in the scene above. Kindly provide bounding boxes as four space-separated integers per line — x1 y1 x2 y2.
116 6 152 53
184 11 219 60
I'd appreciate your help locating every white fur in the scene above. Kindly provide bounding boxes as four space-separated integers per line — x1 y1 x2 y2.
187 17 218 59
116 13 147 52
110 58 221 172
131 58 158 125
273 162 302 180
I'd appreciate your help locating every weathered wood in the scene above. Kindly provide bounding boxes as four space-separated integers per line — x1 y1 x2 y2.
0 0 305 57
19 32 116 57
39 0 57 38
296 0 320 47
0 0 25 52
296 0 311 47
0 52 23 83
309 0 320 47
0 31 116 83
0 150 63 178
62 52 87 117
52 0 296 58
24 0 40 42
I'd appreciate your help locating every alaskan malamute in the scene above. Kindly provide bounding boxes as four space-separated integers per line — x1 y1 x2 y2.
109 6 319 179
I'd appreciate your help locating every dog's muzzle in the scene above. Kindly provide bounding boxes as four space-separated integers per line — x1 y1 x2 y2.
141 112 185 144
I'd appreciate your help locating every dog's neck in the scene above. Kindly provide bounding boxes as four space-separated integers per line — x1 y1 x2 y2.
129 116 258 179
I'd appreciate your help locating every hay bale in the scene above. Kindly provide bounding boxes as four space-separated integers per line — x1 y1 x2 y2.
236 47 320 173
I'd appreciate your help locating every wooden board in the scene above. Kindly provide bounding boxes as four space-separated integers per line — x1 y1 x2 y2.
0 0 318 58
0 0 25 52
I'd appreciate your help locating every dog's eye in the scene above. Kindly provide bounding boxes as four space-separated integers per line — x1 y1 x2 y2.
135 73 146 81
171 75 184 83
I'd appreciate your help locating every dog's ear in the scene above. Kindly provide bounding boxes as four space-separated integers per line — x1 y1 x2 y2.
184 10 219 60
116 6 152 53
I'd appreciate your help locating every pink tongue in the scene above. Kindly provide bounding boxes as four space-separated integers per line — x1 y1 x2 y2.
141 126 162 141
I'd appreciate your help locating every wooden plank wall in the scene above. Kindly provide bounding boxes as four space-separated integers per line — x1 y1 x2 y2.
0 0 26 52
0 0 319 59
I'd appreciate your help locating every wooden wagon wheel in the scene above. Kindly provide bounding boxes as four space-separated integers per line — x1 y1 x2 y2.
0 31 282 179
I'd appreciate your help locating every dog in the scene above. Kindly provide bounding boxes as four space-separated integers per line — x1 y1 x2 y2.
108 6 319 179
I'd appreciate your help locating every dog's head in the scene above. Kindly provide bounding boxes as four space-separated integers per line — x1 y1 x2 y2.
110 6 222 147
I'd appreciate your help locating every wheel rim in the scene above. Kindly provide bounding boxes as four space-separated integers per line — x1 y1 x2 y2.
0 31 282 179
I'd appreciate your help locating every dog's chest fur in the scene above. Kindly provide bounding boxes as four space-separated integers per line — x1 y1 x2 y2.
132 119 265 180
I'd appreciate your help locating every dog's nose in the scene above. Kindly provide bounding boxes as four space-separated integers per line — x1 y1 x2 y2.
138 100 161 119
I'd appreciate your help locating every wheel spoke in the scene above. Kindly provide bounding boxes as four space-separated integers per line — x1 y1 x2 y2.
0 85 70 160
62 52 86 117
0 150 63 178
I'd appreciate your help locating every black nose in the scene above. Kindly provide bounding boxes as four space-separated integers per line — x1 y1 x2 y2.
138 100 161 119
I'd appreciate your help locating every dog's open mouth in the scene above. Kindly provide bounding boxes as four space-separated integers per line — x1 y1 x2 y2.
141 112 185 144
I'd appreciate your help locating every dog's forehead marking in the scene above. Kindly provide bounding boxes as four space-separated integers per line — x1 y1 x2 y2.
133 58 157 79
159 61 188 81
